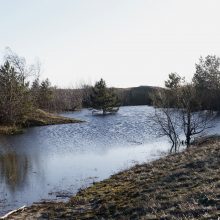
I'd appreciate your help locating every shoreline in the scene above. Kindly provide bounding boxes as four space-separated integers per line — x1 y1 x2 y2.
4 136 220 219
0 109 83 135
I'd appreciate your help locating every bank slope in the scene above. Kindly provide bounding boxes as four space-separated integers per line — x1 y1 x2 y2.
6 137 220 219
0 109 82 135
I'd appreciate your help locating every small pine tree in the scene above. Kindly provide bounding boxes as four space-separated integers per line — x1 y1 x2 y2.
31 78 54 111
165 73 182 89
90 78 120 115
31 77 40 107
38 79 54 111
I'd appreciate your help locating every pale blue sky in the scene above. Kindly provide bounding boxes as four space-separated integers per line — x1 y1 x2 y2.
1 0 220 88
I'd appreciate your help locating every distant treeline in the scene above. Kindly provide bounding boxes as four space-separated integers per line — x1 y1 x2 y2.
32 85 159 112
53 86 158 111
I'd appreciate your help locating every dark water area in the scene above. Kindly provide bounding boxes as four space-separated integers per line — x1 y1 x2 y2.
0 106 219 215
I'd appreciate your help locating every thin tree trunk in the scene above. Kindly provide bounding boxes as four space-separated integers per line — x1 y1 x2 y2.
186 111 191 147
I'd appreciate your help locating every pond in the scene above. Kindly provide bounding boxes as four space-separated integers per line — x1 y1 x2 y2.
0 106 218 215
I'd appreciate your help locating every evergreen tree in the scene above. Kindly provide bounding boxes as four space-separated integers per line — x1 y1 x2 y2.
193 55 220 90
193 55 220 110
0 61 32 125
165 73 183 89
91 78 120 115
38 79 54 110
31 77 40 107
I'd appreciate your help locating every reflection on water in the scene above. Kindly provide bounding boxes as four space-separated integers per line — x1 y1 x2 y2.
0 152 28 192
1 106 218 215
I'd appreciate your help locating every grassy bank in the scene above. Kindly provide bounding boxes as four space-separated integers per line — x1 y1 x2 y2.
5 137 220 219
0 109 82 135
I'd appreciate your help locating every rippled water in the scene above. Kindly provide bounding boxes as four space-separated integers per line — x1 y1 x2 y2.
0 106 218 215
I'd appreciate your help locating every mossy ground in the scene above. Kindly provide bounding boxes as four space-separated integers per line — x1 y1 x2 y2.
0 109 82 135
5 137 220 219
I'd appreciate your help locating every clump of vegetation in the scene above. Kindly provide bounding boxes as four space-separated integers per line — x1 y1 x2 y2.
90 78 120 115
7 136 220 219
193 55 220 111
150 55 219 150
31 78 54 111
0 61 32 126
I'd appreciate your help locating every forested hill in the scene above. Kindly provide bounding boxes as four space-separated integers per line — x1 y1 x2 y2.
115 86 161 106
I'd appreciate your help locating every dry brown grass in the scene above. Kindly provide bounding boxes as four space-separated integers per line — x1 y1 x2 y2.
0 125 23 135
6 137 220 219
0 109 82 135
24 109 82 127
